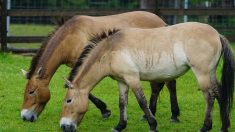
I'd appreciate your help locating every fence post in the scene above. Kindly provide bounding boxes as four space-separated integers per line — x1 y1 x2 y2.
140 0 156 9
0 0 8 52
154 0 162 20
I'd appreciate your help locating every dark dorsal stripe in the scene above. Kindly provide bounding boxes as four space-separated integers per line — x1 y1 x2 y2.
27 25 63 79
66 29 119 85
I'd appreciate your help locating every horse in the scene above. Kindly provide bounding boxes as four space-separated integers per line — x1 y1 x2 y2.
60 22 234 132
20 11 180 122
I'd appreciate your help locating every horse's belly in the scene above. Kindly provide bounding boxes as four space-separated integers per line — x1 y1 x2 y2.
139 64 189 81
137 42 189 81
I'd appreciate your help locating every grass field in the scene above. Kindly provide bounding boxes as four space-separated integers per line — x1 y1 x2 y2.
0 24 235 131
9 24 54 49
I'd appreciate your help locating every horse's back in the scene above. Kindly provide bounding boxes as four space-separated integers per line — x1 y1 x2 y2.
115 22 221 58
67 11 166 31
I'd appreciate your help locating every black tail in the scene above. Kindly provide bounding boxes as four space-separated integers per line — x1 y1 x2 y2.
219 35 235 129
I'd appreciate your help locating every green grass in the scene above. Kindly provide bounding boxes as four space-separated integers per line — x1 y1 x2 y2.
9 24 54 36
0 44 235 131
8 24 54 49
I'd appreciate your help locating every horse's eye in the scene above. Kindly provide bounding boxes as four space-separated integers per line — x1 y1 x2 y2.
66 99 72 104
29 90 35 95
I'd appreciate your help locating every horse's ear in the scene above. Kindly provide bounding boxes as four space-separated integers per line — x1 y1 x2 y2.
36 67 43 79
21 69 28 79
63 77 74 89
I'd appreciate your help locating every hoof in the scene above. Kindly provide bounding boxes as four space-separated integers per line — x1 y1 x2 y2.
170 117 180 123
199 123 212 132
112 128 120 132
220 128 228 132
140 115 147 121
102 109 111 118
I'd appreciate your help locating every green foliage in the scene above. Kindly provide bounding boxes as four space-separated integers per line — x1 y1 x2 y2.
190 0 214 5
11 0 140 9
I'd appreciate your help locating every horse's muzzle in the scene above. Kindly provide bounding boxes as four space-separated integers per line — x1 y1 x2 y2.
21 109 37 122
60 117 77 132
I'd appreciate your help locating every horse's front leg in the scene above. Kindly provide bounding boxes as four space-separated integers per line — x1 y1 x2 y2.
88 93 111 118
141 81 164 121
126 77 157 131
133 87 158 132
166 80 180 122
112 81 129 132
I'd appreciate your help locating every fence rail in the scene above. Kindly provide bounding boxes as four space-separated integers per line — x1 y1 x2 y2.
3 8 235 17
1 1 235 53
5 36 45 43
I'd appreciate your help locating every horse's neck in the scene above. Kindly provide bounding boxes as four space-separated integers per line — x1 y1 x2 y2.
45 54 62 81
74 60 109 92
73 44 111 92
38 29 89 82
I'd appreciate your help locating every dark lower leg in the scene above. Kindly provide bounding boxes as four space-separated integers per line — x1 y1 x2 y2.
200 91 215 132
166 80 180 121
88 93 111 118
114 82 128 131
141 82 164 120
149 81 165 116
134 88 157 131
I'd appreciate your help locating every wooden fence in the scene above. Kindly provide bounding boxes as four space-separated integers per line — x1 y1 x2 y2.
1 0 235 53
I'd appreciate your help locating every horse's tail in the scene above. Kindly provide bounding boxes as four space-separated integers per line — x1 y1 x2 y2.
219 35 235 128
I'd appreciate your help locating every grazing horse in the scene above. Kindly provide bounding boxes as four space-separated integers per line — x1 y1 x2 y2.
60 22 234 132
21 11 180 122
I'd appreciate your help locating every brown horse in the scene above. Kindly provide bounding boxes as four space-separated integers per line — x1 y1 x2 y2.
60 22 234 132
21 11 180 122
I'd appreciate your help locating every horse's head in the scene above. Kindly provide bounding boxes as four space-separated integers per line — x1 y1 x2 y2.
21 69 50 122
60 80 89 132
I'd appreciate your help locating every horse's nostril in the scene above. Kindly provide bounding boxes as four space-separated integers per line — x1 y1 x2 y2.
61 124 66 130
30 116 35 122
23 116 26 121
61 124 76 132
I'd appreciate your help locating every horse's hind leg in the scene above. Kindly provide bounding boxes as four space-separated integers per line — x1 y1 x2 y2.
166 80 180 122
200 89 215 132
194 70 216 132
200 78 230 132
141 81 164 120
88 93 111 118
142 80 180 122
200 77 230 132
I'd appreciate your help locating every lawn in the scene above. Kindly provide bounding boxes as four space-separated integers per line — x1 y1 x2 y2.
8 24 54 49
0 24 234 131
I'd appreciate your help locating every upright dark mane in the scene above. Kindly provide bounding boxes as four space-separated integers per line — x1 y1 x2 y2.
66 29 119 84
27 21 65 79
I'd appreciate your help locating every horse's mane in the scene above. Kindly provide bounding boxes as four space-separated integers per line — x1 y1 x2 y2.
67 29 120 84
27 21 64 79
